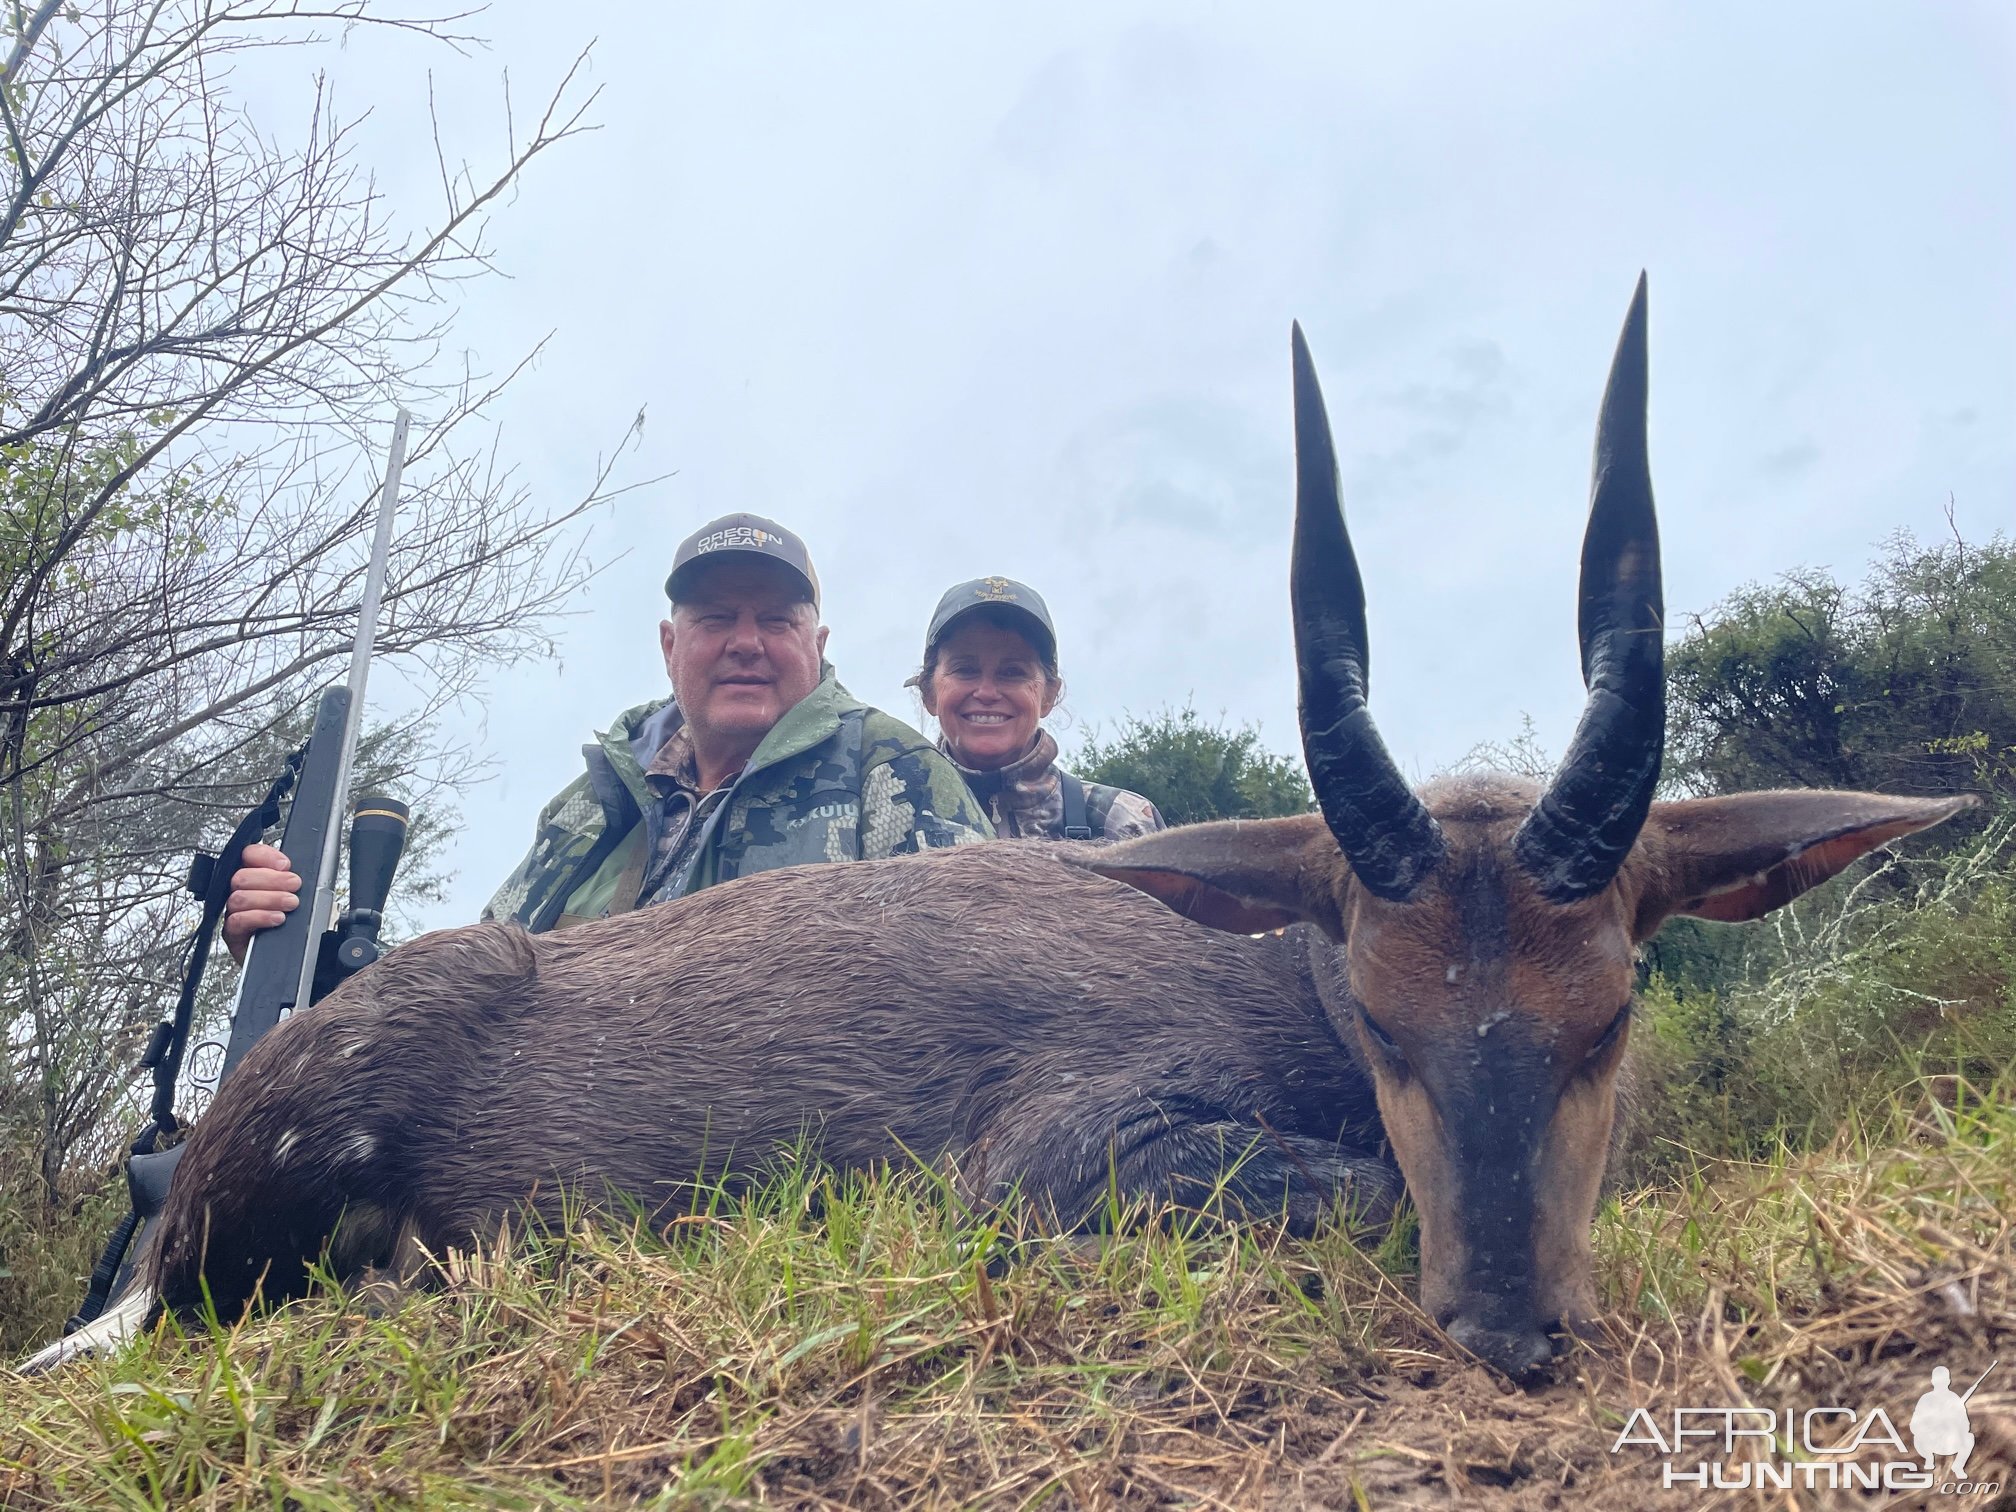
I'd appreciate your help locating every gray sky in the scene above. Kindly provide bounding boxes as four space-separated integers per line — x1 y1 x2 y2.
252 3 2015 932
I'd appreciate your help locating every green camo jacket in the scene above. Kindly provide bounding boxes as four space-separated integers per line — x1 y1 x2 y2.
482 667 993 933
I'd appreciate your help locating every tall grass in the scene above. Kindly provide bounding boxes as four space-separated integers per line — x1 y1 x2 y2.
0 1151 123 1361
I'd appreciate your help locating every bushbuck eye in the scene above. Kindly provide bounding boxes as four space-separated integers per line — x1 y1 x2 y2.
1358 1007 1403 1058
1585 1001 1632 1063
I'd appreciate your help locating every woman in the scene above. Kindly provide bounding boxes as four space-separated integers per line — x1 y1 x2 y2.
915 577 1165 842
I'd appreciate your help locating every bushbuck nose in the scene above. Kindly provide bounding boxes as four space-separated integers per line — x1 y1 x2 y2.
1445 1315 1556 1378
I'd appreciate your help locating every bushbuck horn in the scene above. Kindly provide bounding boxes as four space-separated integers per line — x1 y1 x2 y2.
1290 322 1445 900
1512 274 1665 900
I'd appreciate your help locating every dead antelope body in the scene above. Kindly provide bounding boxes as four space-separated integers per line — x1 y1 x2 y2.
30 279 1969 1380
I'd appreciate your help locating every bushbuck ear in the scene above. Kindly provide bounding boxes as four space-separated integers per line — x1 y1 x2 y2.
1635 790 1978 934
1072 814 1346 936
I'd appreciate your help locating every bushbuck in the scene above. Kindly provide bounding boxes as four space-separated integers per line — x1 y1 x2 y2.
24 278 1970 1379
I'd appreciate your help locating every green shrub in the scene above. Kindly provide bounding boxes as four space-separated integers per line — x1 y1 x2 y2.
1624 812 2016 1178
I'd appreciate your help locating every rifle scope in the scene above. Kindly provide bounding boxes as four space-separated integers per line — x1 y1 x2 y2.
333 794 409 975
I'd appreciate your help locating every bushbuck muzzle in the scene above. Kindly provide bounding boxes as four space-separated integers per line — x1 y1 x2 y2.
25 279 1972 1384
1084 276 1974 1377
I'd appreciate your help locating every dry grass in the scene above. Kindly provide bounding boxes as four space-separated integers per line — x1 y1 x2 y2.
2 1073 2010 1510
0 1169 123 1364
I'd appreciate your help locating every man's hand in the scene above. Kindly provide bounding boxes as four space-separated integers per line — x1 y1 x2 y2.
223 843 301 965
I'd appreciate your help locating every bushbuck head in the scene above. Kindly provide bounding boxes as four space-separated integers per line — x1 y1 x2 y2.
1085 277 1974 1376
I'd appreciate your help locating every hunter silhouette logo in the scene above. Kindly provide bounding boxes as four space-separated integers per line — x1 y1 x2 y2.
1913 1364 1996 1479
1611 1359 2002 1495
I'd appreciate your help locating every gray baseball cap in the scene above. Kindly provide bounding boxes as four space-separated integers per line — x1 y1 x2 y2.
924 576 1057 663
665 512 820 608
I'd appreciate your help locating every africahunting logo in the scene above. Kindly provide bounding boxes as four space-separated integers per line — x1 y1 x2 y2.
1611 1361 2000 1495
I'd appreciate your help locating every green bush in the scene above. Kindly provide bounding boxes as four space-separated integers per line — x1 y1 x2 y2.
1070 705 1314 824
1624 811 2016 1178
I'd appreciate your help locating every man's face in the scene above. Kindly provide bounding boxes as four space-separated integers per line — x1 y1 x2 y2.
661 557 828 751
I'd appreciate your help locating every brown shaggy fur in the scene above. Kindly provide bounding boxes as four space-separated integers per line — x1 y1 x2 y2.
147 842 1394 1320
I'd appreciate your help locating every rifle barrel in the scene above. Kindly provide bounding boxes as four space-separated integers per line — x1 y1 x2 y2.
293 409 411 1017
1960 1360 1998 1403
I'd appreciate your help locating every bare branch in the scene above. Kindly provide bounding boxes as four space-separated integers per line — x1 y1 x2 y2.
0 5 631 1193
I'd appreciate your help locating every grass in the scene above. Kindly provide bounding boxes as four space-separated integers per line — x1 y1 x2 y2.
2 1172 1424 1507
0 1160 124 1364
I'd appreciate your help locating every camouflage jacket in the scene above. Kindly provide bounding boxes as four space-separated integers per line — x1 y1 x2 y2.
484 667 994 932
941 728 1166 842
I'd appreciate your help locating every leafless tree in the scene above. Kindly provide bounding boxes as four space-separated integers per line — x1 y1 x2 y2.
0 1 640 1201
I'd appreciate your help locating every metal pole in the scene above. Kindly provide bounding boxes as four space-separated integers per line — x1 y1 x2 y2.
289 409 411 1018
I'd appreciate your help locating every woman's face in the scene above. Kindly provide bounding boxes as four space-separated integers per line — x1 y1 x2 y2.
923 619 1057 771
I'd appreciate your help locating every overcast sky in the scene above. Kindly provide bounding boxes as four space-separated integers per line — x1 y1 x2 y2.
242 2 2015 932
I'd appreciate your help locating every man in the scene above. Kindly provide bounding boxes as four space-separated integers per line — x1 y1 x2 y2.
222 513 991 955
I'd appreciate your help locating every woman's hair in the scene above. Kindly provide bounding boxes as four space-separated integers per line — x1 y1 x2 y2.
907 603 1065 702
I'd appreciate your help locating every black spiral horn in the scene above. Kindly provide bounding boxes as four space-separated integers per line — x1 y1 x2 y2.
1512 274 1665 900
1290 322 1445 900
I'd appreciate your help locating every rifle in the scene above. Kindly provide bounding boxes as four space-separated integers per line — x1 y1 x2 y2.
62 411 417 1336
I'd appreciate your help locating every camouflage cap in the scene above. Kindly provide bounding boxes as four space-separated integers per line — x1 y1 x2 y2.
665 513 821 608
924 576 1057 664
